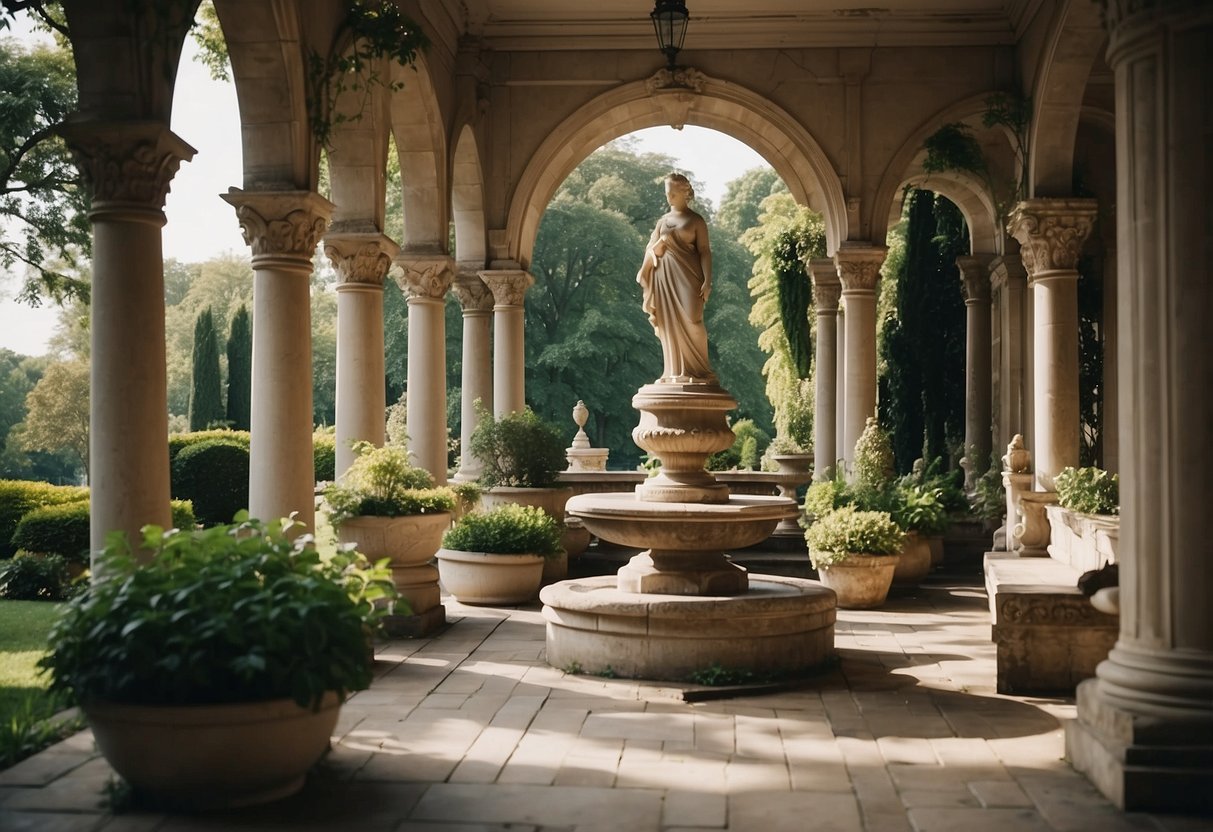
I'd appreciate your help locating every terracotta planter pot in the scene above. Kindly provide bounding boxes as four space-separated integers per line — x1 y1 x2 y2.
815 553 900 609
84 692 341 810
926 535 945 566
436 548 545 605
892 532 932 586
336 512 451 567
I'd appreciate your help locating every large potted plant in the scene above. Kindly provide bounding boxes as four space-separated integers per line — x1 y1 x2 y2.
1048 465 1119 571
890 483 948 587
38 515 394 809
805 506 904 609
436 504 563 605
324 442 455 612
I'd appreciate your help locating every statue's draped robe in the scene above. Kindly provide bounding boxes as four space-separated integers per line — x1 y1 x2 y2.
637 221 716 383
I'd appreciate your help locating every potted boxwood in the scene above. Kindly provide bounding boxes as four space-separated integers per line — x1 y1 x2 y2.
436 504 563 605
805 506 904 609
38 514 394 810
324 442 456 605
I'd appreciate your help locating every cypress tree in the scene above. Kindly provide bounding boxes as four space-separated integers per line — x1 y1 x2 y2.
189 307 224 431
921 194 968 464
773 231 812 379
226 304 252 431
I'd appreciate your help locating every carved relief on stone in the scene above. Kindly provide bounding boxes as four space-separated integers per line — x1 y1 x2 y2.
810 260 842 312
1006 199 1098 276
60 123 195 211
834 247 887 293
324 234 397 285
452 274 495 312
645 66 706 94
956 256 992 302
399 257 456 300
479 270 534 307
997 594 1113 626
222 190 333 259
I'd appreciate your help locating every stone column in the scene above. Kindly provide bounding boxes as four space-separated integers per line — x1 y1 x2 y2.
835 305 846 463
396 254 455 485
1102 246 1119 474
223 189 332 531
1066 0 1213 812
989 255 1029 452
1008 200 1096 491
479 269 534 416
834 244 887 472
957 256 993 489
60 122 194 561
451 271 495 482
809 259 841 479
324 232 398 478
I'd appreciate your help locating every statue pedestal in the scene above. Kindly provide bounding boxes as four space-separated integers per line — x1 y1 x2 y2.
632 382 736 503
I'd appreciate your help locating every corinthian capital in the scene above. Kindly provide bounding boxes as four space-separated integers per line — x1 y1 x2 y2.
956 256 993 303
58 121 196 214
323 232 399 286
834 244 887 293
221 189 333 260
809 258 842 313
397 254 455 300
1006 199 1097 277
479 269 535 307
452 272 495 312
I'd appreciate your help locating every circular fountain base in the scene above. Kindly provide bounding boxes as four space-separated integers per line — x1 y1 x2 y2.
540 575 837 682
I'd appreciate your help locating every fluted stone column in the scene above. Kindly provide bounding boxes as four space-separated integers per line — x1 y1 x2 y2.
324 232 398 478
1066 0 1213 812
957 256 993 489
1008 200 1096 491
223 189 332 531
835 304 846 462
1102 246 1119 474
452 272 495 482
834 244 887 472
989 255 1029 452
61 122 194 561
479 269 534 416
809 259 841 479
396 255 455 485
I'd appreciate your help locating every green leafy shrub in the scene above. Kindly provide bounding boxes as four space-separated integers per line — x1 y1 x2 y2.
0 553 71 600
803 471 852 519
324 442 455 527
39 515 395 708
450 481 482 520
171 438 250 526
852 417 894 492
1055 466 1119 515
471 407 567 489
969 452 1006 522
442 504 562 558
11 500 196 565
892 485 949 535
0 481 90 558
805 506 903 567
313 431 337 483
168 429 250 463
707 419 771 471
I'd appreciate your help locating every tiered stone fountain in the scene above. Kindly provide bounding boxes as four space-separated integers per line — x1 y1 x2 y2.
540 379 838 681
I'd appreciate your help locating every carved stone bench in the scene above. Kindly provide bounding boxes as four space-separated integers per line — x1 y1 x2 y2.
983 552 1119 695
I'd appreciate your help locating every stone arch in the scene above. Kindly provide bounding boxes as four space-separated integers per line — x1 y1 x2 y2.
212 0 316 190
871 93 1016 255
504 72 847 269
389 52 447 252
451 123 487 266
1028 0 1106 197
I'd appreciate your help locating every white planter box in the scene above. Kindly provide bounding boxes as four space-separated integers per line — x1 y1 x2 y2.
1045 504 1119 572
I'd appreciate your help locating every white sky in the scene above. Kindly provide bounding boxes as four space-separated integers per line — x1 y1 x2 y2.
0 23 769 357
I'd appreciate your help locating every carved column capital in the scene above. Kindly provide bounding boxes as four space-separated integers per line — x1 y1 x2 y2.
1006 199 1098 279
479 269 535 307
957 256 993 303
221 189 333 262
809 258 842 313
58 121 196 217
834 244 887 294
323 232 399 287
396 254 456 300
452 273 495 313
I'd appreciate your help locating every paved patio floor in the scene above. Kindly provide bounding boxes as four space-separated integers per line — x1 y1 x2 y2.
1 574 1209 831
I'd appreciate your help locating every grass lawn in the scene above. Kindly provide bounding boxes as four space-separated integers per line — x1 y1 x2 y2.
0 599 75 768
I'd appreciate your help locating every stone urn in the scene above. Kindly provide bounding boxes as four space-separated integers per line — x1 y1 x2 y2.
771 452 814 538
815 553 900 609
435 548 546 605
891 531 932 587
84 693 341 810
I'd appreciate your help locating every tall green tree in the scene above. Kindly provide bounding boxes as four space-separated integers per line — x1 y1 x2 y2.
716 167 784 238
225 304 251 430
188 307 224 430
0 34 89 305
12 357 89 480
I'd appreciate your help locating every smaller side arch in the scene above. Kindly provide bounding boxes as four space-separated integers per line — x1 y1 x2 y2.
389 53 448 252
889 169 1000 255
451 123 487 266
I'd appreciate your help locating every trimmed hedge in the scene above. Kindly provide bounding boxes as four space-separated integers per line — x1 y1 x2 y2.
168 429 250 463
0 553 71 600
0 480 89 559
12 500 196 565
313 433 336 483
171 439 250 526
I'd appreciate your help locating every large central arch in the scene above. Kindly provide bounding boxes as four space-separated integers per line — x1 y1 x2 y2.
504 71 848 269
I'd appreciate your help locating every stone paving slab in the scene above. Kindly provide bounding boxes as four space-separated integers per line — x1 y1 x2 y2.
1 582 1210 831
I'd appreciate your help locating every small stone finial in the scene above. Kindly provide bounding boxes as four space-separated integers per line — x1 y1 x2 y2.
1003 434 1031 474
565 399 608 472
571 400 591 450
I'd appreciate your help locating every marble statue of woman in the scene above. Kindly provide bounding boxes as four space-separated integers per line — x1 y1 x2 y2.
636 173 717 384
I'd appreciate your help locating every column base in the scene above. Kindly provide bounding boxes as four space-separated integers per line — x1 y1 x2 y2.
1066 678 1213 812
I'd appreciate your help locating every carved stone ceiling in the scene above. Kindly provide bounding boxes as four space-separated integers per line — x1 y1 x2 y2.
456 0 1042 48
